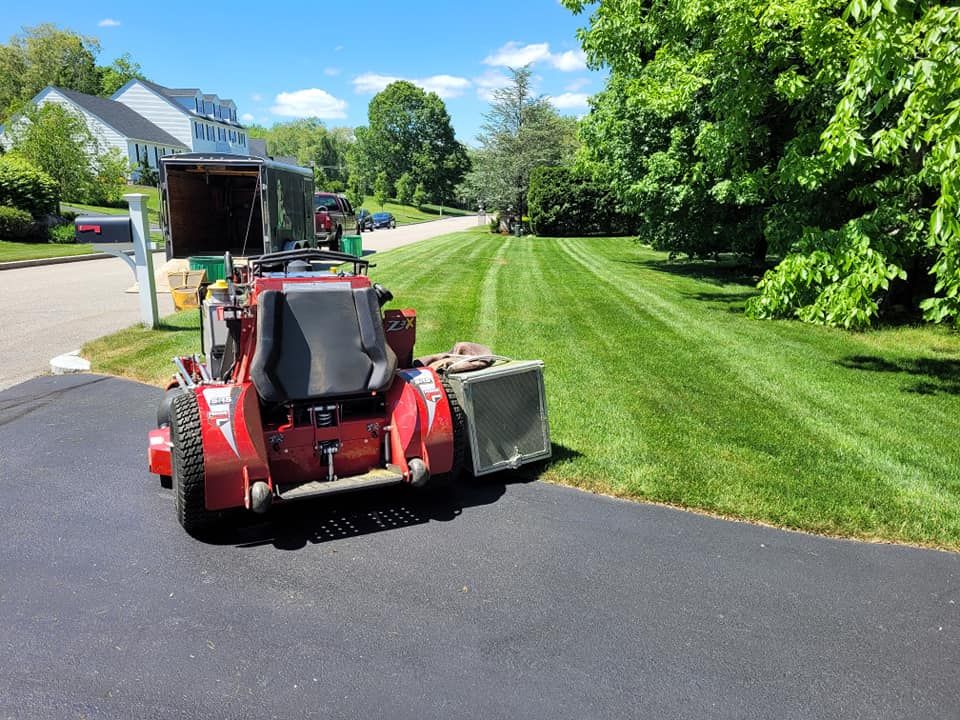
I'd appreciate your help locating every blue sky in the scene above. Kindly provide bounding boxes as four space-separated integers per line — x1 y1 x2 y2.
3 0 602 144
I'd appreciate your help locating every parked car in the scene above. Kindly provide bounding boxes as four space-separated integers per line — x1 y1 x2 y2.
372 212 397 229
356 208 375 232
314 192 358 251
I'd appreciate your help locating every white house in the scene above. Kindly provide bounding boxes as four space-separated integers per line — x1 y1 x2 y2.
112 79 249 155
11 86 188 179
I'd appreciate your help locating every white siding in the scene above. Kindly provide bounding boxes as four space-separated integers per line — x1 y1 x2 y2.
113 81 192 147
37 89 128 156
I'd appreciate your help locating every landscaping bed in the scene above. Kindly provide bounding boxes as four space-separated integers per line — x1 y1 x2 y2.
83 228 960 549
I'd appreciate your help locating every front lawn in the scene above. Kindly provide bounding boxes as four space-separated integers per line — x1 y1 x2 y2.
62 184 162 224
359 196 472 225
83 228 960 548
0 240 95 262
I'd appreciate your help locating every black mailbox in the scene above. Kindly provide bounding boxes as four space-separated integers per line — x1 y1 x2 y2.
75 216 132 243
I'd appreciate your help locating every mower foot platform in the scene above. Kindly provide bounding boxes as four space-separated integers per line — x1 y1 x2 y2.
277 466 405 502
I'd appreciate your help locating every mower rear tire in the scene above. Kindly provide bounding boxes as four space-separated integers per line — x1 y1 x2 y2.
431 377 467 486
169 391 216 536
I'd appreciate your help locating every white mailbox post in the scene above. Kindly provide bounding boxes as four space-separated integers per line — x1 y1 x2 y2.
124 193 159 329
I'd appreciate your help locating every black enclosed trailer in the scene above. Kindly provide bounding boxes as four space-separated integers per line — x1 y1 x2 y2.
159 153 315 259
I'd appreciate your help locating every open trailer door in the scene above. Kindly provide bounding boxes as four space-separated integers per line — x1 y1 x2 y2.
160 153 315 259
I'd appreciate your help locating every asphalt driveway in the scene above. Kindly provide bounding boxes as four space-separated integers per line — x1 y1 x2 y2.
0 374 957 719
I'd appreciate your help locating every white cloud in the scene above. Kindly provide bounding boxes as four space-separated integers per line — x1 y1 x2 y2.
334 45 344 52
240 112 256 124
352 72 471 99
323 67 341 77
549 92 590 110
483 41 552 67
250 93 263 102
484 41 587 72
550 49 587 72
474 70 512 101
564 77 590 92
98 18 121 27
271 88 348 119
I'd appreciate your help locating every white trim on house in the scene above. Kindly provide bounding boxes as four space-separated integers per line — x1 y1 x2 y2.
112 79 249 155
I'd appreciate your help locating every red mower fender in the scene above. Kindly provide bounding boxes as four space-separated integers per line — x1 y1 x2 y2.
195 382 272 511
387 368 455 479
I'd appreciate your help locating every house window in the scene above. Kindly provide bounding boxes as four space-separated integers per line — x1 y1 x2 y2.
207 125 214 140
135 144 140 163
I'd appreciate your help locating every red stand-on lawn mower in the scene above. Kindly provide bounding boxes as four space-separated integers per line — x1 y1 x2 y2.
147 249 551 536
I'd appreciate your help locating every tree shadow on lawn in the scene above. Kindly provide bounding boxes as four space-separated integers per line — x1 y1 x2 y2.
208 442 582 550
839 354 960 395
618 256 769 288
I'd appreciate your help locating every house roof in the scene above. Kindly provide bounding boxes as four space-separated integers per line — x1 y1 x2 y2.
51 87 187 148
139 79 199 98
131 79 244 128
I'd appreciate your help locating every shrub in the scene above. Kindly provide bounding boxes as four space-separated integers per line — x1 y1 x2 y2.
412 182 427 209
48 223 76 244
0 205 35 239
395 172 414 206
527 166 635 237
0 155 60 217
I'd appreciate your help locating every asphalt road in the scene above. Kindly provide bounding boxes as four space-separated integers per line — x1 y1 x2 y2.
0 216 481 391
1 374 957 719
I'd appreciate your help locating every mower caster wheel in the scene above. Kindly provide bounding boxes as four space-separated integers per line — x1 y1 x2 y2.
408 458 430 488
170 391 219 536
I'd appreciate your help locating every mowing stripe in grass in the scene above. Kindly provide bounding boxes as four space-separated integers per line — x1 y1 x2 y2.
84 228 960 547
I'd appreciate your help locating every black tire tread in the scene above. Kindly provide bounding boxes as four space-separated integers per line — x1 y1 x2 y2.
435 376 467 485
170 392 215 535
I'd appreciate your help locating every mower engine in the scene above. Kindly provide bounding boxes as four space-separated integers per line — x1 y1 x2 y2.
147 249 549 535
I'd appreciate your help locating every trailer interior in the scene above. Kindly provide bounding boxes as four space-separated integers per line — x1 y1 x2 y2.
163 161 266 257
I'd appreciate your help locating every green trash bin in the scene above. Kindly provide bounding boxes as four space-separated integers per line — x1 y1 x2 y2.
188 255 226 282
341 235 362 257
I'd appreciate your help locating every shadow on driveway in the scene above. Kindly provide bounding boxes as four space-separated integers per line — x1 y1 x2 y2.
207 442 581 550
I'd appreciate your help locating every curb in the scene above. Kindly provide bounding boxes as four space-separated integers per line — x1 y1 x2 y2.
50 350 91 375
0 247 165 271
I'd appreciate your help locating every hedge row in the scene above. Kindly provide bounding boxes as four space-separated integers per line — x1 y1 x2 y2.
527 166 636 237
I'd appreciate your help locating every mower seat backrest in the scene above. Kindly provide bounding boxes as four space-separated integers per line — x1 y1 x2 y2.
250 284 397 402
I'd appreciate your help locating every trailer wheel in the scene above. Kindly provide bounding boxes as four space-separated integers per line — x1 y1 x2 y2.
432 377 467 486
169 392 216 536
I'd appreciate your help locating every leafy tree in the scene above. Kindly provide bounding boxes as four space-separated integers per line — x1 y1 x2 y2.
0 24 101 119
565 0 960 327
95 148 132 204
353 81 468 204
412 182 427 209
458 66 578 216
262 119 351 184
373 171 391 209
394 171 414 206
99 53 145 96
7 102 99 202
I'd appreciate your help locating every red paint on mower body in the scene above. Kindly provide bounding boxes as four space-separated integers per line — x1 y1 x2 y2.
146 250 459 532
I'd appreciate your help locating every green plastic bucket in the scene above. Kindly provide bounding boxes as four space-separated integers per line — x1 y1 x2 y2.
341 234 362 257
188 255 226 282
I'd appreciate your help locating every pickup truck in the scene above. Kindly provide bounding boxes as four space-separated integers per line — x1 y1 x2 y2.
314 192 359 252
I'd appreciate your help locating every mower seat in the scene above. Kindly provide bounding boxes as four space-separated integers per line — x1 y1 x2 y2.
250 284 397 402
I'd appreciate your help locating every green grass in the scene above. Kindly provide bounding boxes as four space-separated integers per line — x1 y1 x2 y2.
359 196 472 225
83 228 960 549
0 240 95 262
62 185 162 224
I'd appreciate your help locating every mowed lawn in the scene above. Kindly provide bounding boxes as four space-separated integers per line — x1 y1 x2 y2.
359 196 473 225
84 228 960 548
0 240 94 262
